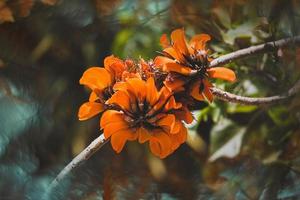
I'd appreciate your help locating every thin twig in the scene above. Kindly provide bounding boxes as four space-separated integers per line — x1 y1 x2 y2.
209 35 300 68
211 79 300 105
50 134 108 189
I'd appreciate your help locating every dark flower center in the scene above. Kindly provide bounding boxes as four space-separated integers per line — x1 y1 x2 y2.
120 100 155 130
102 86 114 101
121 95 172 130
183 51 209 79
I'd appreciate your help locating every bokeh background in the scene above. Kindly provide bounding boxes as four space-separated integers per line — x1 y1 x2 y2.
1 0 300 199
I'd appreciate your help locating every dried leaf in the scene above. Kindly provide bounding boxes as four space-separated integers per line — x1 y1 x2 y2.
94 0 121 16
41 0 58 6
212 6 231 29
186 129 206 153
0 59 4 68
147 153 167 180
103 170 115 200
0 5 14 23
17 0 34 17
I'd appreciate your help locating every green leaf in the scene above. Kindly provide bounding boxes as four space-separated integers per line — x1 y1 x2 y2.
221 19 266 45
227 104 258 113
268 106 295 126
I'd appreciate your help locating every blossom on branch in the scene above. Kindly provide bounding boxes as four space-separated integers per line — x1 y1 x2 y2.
78 28 238 158
101 77 192 158
154 28 236 102
78 55 126 120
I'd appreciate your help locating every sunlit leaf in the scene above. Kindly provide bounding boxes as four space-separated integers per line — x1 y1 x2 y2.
209 128 246 162
227 104 257 113
147 153 167 180
221 19 268 45
186 129 206 153
268 106 295 126
212 6 231 29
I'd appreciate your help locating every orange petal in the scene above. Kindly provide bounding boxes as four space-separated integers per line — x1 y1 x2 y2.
89 91 99 102
126 78 147 102
107 90 131 111
163 63 191 75
203 79 214 102
176 124 187 144
104 55 125 80
80 67 112 90
170 124 187 150
151 87 171 113
189 34 211 50
138 127 152 143
164 96 182 111
170 119 182 134
149 140 161 158
110 128 138 153
100 110 124 127
151 130 172 158
171 29 189 56
207 67 236 82
157 114 181 134
110 131 127 153
154 56 175 68
122 71 141 81
163 46 180 61
124 129 138 141
113 81 128 92
157 114 176 130
175 106 194 124
160 34 170 48
190 80 205 101
164 78 185 92
103 120 128 139
78 102 104 120
146 77 159 106
104 55 122 67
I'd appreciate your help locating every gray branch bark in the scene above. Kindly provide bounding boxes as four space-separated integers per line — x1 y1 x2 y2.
209 35 300 68
211 79 300 105
50 35 300 188
50 134 108 189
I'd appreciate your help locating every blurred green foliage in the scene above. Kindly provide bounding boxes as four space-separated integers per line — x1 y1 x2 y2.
0 0 300 199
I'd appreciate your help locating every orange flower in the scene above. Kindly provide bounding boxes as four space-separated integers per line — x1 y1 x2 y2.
100 77 193 158
78 55 125 120
121 58 155 81
154 28 236 102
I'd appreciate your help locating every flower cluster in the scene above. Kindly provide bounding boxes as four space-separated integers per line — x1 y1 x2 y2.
78 28 236 158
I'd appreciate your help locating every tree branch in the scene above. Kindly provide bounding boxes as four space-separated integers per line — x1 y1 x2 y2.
50 134 108 189
209 35 300 68
211 79 300 105
50 35 300 188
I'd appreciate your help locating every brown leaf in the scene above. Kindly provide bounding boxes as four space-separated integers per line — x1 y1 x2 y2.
94 0 121 16
0 58 4 68
17 0 34 17
0 4 14 23
103 170 116 200
41 0 58 6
